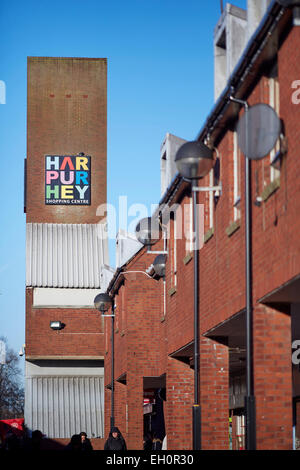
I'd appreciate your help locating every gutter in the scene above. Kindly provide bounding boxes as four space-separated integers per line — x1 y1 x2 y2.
158 174 183 207
106 267 123 296
106 251 157 296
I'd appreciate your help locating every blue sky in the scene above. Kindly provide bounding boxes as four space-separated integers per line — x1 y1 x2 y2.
0 0 247 356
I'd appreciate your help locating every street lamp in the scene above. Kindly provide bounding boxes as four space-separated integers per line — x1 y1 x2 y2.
231 97 281 450
50 321 65 331
152 254 166 278
94 293 115 429
175 140 214 451
94 293 112 313
135 216 162 247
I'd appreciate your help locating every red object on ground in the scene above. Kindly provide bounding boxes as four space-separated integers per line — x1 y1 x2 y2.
0 419 24 442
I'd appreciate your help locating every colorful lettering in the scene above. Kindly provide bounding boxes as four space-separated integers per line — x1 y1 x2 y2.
46 156 59 170
60 156 75 171
76 171 88 185
60 171 74 185
46 171 59 184
46 185 59 199
76 157 89 170
45 155 91 205
75 185 89 199
61 185 74 199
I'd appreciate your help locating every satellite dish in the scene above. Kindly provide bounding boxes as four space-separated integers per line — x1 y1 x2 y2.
237 103 281 160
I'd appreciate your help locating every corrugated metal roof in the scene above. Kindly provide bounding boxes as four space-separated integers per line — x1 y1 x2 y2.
26 223 108 288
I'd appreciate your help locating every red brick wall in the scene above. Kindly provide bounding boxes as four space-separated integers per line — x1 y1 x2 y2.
200 337 229 450
26 288 104 357
26 57 107 224
198 130 245 335
254 304 293 449
166 357 193 450
104 383 127 443
165 201 194 356
252 25 300 303
105 246 164 449
194 26 300 335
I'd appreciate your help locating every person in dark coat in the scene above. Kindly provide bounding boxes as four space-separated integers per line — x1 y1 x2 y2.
65 434 82 452
80 431 93 451
104 427 127 451
30 430 44 451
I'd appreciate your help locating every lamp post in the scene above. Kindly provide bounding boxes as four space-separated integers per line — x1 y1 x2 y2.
230 95 283 450
94 293 115 429
239 101 256 451
175 141 214 450
231 96 281 449
229 96 256 449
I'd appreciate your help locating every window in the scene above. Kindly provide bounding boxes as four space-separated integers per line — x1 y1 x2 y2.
105 316 109 352
169 214 177 288
233 131 241 221
209 168 214 230
269 74 281 182
184 196 193 253
121 287 125 333
114 294 119 331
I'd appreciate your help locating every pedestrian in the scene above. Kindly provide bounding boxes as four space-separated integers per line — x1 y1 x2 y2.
104 426 127 451
80 431 93 451
65 434 82 452
2 431 20 451
30 430 44 450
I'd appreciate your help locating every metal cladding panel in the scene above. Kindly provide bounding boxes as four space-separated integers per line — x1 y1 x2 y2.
26 223 108 288
25 376 104 438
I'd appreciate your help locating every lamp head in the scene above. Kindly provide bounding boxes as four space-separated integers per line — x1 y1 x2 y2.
175 140 214 180
152 254 166 278
50 321 65 331
94 293 113 313
135 217 162 246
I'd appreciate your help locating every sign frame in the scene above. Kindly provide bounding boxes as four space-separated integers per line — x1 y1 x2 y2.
45 154 91 206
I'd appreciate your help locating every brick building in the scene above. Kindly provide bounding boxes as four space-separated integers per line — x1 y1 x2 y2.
104 1 300 450
24 57 108 449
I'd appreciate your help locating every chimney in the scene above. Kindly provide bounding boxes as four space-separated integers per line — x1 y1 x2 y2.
116 229 143 268
247 0 272 40
214 4 247 101
214 1 275 102
160 133 186 196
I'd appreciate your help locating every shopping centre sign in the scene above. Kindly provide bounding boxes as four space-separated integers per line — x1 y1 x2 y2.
45 155 91 205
